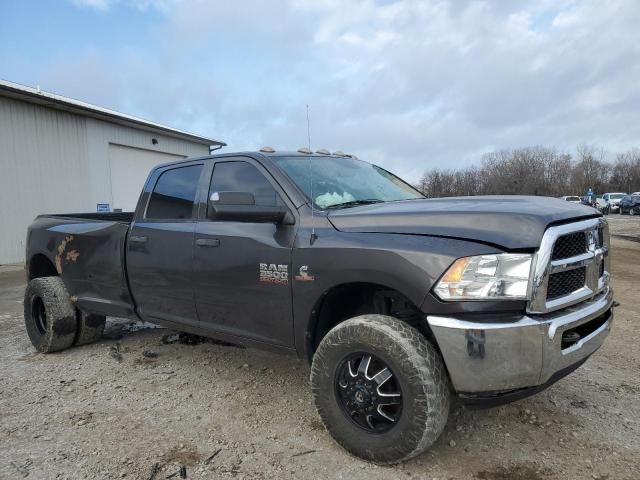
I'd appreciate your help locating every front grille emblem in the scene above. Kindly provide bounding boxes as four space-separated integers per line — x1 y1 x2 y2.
587 228 598 252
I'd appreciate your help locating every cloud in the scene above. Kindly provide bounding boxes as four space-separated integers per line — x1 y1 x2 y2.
19 0 640 180
70 0 113 10
70 0 175 11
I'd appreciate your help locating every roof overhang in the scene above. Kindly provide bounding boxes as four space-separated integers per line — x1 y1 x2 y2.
0 79 225 147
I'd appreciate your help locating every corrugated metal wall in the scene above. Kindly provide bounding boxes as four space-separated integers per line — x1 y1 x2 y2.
0 95 210 264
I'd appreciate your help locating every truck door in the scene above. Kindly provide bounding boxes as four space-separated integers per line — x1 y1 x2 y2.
127 162 205 329
193 158 296 346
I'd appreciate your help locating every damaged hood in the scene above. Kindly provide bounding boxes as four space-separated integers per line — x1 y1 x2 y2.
327 196 601 250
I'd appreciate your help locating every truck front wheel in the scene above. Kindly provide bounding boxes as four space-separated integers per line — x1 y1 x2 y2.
24 277 77 353
310 314 450 464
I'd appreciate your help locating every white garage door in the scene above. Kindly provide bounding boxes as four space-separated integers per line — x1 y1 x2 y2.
109 144 186 212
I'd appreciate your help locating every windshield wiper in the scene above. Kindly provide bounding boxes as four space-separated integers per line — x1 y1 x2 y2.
325 199 385 209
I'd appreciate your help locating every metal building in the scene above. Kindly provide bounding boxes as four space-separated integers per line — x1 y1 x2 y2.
0 79 225 264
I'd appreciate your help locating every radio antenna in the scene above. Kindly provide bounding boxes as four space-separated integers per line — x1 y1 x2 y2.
306 104 317 245
306 104 311 150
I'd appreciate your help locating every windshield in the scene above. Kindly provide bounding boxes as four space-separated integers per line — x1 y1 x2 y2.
610 194 625 200
566 196 581 201
272 156 423 208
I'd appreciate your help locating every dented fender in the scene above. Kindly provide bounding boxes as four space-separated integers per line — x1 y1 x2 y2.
26 216 137 319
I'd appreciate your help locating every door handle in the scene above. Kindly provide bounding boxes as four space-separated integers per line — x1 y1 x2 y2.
195 238 220 248
129 235 148 244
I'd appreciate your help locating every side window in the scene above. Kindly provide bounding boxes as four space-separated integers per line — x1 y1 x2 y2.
209 161 281 208
146 165 203 219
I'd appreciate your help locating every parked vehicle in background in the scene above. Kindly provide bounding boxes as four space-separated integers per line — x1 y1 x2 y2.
601 192 627 213
619 194 640 215
23 149 615 464
632 192 640 196
559 196 582 203
593 195 609 213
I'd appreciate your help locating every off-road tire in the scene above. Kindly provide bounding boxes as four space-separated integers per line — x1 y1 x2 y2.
24 277 77 353
74 310 106 346
310 314 450 464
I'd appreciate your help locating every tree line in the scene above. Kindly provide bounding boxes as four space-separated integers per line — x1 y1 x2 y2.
417 145 640 198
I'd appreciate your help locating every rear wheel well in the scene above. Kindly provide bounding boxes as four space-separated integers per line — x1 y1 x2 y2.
307 283 434 362
28 254 57 281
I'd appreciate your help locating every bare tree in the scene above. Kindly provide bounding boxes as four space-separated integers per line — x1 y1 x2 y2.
610 149 640 193
571 145 609 195
416 145 640 198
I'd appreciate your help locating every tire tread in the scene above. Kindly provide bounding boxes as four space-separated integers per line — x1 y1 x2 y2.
310 314 450 464
24 277 77 353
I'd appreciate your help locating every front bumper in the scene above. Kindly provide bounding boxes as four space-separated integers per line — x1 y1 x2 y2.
427 288 613 394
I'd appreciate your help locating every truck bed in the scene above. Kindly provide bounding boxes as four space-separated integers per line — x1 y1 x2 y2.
27 213 136 319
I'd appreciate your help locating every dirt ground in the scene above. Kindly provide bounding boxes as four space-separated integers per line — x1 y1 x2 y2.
606 213 640 241
1 238 639 480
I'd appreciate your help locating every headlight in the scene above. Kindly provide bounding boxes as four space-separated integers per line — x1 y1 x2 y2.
433 254 533 301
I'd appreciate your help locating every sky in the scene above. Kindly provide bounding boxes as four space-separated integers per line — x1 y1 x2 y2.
1 0 639 181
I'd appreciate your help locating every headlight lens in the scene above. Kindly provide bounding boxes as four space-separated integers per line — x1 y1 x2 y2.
434 254 532 300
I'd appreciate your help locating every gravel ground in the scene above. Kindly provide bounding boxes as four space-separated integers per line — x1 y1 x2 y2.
606 213 640 241
1 237 639 480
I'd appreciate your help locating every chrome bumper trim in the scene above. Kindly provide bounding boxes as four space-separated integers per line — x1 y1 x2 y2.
427 288 613 393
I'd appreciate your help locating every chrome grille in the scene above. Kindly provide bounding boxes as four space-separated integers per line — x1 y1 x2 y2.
547 267 586 300
528 218 610 314
552 232 587 260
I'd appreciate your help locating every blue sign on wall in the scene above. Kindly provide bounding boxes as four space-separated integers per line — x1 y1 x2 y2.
97 203 110 213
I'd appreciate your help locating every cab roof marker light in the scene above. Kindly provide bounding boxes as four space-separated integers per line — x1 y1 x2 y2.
259 146 275 153
316 149 330 155
297 147 312 154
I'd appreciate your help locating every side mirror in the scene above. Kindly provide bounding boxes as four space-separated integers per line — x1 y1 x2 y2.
208 191 293 224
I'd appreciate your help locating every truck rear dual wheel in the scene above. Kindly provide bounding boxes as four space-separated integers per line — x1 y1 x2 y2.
24 277 106 352
310 315 450 464
74 310 106 346
24 277 77 353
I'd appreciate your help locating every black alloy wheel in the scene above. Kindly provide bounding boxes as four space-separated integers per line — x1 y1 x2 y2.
335 353 402 433
311 315 451 464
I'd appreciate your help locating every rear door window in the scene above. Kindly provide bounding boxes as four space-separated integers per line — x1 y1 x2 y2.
146 165 203 219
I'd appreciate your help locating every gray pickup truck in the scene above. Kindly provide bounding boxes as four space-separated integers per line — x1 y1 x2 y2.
24 149 614 464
